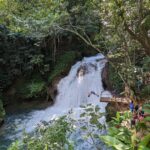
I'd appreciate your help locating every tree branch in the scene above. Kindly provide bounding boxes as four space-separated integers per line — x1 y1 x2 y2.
124 22 150 55
55 25 101 52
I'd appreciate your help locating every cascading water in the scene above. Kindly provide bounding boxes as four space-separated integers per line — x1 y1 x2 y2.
0 54 111 149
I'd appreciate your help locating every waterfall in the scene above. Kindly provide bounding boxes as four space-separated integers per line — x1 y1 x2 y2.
0 54 112 149
25 54 111 131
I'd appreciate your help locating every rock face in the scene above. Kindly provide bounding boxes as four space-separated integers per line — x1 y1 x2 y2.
101 61 128 121
47 76 63 103
101 62 112 91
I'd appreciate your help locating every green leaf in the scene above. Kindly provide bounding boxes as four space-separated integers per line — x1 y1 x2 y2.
144 109 150 114
85 108 93 112
100 135 130 150
138 133 150 150
90 116 99 125
144 117 150 122
80 126 87 131
80 112 86 117
95 105 100 112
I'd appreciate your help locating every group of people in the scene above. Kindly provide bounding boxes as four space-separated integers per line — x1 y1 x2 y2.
129 101 145 127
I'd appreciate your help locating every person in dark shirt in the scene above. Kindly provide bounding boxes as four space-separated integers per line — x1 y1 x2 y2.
135 104 139 112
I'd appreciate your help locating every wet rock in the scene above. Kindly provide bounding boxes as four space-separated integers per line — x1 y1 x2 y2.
101 62 112 91
89 63 97 70
77 65 88 77
47 76 63 102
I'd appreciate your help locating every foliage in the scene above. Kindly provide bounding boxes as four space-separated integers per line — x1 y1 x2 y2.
100 134 131 150
0 0 68 37
7 103 150 150
142 56 150 72
0 0 149 99
16 75 46 99
100 109 150 150
0 96 5 121
100 117 134 150
143 103 150 112
110 111 130 126
0 1 150 149
8 141 20 150
99 0 150 55
109 64 123 93
0 0 101 39
8 116 74 150
138 133 150 150
8 104 106 150
141 85 150 99
78 104 106 149
48 51 78 82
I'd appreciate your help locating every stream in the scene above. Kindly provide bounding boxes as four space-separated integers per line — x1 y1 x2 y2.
0 54 111 150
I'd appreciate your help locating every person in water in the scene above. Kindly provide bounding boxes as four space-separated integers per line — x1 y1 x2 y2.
129 101 134 112
88 91 99 97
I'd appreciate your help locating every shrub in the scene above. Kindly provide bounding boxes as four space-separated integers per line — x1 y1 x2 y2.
8 116 74 150
141 85 150 99
108 64 124 93
17 75 46 99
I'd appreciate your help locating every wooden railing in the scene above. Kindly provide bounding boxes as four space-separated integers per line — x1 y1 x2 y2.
100 97 130 104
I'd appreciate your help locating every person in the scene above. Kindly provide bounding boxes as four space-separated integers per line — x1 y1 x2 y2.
139 110 144 117
129 101 134 112
131 111 138 128
135 104 139 112
138 105 144 118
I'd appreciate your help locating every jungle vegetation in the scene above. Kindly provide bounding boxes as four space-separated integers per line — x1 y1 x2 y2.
0 0 149 149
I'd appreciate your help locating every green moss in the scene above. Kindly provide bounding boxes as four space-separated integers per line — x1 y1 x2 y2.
48 51 78 82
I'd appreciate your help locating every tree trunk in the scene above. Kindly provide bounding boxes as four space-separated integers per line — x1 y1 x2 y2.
124 22 150 56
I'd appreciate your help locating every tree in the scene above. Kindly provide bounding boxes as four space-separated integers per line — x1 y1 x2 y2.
99 0 150 56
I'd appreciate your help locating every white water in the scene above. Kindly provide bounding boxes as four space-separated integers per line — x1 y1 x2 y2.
24 54 111 132
0 54 112 149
